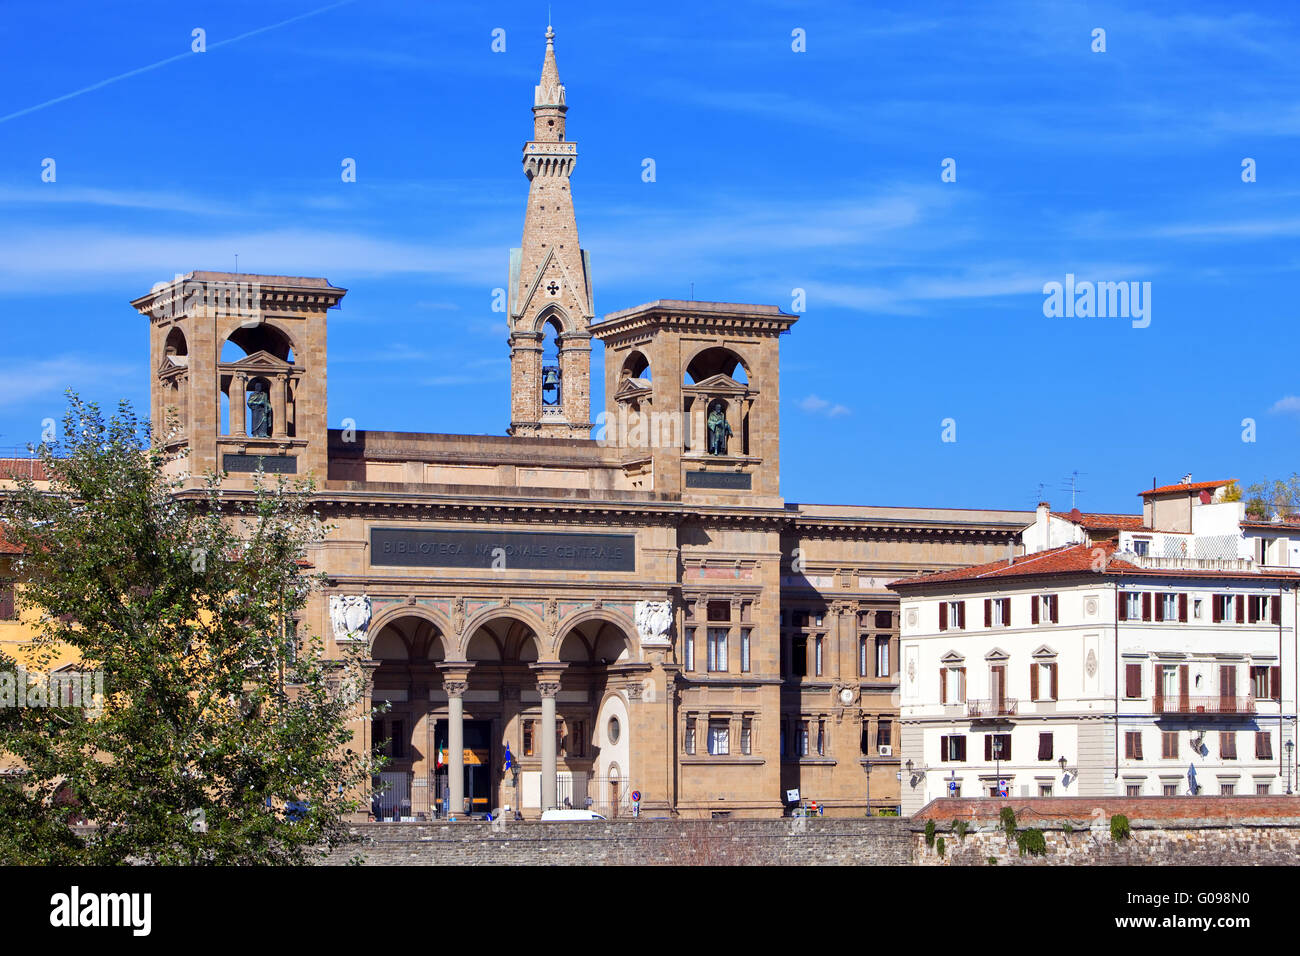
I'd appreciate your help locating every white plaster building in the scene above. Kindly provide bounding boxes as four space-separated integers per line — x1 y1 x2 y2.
892 477 1300 814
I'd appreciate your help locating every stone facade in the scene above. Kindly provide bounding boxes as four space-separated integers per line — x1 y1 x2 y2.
125 27 1037 821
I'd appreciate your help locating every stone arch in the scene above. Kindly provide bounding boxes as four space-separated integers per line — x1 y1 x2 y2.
683 344 751 385
460 605 548 661
551 605 638 661
531 302 574 335
163 326 188 363
220 320 296 364
620 349 651 381
367 604 454 659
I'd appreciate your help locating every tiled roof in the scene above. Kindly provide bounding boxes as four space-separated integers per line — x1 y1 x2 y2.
0 458 47 481
0 526 20 555
890 542 1300 588
1241 519 1300 531
1050 510 1144 530
1139 479 1231 497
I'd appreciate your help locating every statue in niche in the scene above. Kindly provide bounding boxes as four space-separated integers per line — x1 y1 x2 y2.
706 403 732 456
247 380 272 438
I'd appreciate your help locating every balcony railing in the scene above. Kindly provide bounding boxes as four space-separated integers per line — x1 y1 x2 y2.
966 698 1018 718
1154 695 1256 717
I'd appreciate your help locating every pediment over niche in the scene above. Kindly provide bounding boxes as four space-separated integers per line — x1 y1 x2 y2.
615 376 652 400
940 650 965 664
224 349 293 371
686 373 749 394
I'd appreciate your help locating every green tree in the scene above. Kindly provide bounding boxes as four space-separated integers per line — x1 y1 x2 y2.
0 395 378 864
1244 474 1300 520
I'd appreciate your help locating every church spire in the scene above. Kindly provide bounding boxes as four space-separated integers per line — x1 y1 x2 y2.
506 24 594 439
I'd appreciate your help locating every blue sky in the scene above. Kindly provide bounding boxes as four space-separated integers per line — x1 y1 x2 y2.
0 0 1296 514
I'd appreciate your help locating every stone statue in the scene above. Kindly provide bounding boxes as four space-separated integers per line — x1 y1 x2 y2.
634 600 673 646
247 380 272 438
329 594 372 643
706 406 732 456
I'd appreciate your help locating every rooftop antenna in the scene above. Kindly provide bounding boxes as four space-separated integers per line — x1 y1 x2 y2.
1059 470 1088 510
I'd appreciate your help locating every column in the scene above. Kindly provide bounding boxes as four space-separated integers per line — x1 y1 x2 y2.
230 373 247 437
439 662 474 819
530 662 568 811
272 373 288 439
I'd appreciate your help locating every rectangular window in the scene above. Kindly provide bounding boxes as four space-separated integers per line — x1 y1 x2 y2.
1031 661 1058 702
1122 592 1142 621
1220 731 1237 760
1125 731 1143 760
740 719 752 755
1257 782 1271 795
740 628 751 673
707 627 728 672
1159 593 1178 621
1132 538 1150 557
707 600 730 622
940 735 966 762
1220 782 1235 796
940 600 966 631
1038 732 1053 761
876 720 892 750
684 627 695 672
984 733 1011 761
814 635 823 676
707 719 730 756
1125 663 1143 698
1247 595 1269 623
941 666 967 704
1161 731 1178 759
817 720 826 756
1256 731 1273 760
1039 783 1053 797
987 597 1008 627
1250 665 1281 701
0 585 15 621
684 719 696 755
1126 783 1142 797
875 636 890 678
792 635 807 677
1162 783 1178 796
523 720 535 757
859 636 868 677
798 721 809 757
1040 594 1059 624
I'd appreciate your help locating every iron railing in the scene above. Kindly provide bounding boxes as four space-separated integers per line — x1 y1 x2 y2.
966 698 1018 718
1154 695 1256 716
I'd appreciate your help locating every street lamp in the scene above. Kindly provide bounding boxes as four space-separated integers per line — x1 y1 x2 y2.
1287 740 1294 795
993 737 1004 795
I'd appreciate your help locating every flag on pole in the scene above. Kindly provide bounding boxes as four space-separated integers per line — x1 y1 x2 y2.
504 742 513 773
436 746 445 769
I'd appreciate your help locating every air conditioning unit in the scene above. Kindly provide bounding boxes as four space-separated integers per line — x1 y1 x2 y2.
878 745 893 756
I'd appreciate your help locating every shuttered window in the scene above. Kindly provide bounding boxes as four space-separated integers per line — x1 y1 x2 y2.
1125 731 1143 759
1038 732 1053 761
1125 663 1143 698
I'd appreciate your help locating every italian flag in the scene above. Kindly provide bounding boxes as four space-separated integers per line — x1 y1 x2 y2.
436 747 445 769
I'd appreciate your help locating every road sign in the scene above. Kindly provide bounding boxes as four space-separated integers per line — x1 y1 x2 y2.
785 788 801 804
631 790 641 802
998 779 1008 797
948 780 958 795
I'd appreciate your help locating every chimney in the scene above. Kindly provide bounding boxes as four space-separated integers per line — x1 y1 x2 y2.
1006 539 1015 566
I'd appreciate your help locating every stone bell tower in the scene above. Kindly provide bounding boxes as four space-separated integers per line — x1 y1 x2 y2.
507 24 595 438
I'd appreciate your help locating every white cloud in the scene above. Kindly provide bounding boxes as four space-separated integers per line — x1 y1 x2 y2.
1270 396 1300 415
798 394 849 418
0 355 137 409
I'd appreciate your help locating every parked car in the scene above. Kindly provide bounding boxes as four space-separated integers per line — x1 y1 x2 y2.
540 808 606 821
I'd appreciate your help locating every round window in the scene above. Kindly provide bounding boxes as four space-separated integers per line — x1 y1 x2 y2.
607 716 621 744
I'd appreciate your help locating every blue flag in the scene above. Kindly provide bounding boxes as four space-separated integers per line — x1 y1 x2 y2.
504 742 513 772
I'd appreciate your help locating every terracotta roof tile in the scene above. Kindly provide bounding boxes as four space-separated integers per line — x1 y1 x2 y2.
0 458 47 481
890 542 1300 588
1139 479 1232 497
1050 510 1144 531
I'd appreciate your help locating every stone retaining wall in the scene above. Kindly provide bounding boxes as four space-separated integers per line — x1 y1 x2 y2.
318 818 913 866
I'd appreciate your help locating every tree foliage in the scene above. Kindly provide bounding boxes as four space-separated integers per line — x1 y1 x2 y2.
1244 474 1300 520
0 395 378 864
